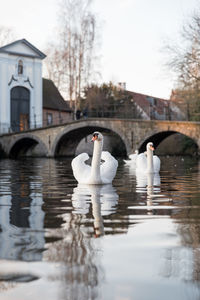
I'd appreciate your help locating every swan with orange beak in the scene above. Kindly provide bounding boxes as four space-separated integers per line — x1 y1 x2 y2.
136 142 160 174
72 131 118 184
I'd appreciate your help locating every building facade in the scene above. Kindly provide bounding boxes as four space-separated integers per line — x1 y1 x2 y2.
0 39 46 134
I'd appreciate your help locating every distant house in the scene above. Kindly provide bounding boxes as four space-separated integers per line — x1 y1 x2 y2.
126 90 170 120
0 38 45 133
117 83 187 121
0 38 72 134
42 78 72 126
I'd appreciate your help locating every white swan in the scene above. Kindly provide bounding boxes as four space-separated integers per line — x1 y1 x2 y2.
124 150 138 166
136 142 160 174
71 132 118 184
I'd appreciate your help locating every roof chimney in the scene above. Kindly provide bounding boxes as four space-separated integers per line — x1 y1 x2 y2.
118 82 126 90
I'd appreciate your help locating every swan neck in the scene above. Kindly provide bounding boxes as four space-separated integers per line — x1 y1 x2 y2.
147 148 154 173
91 140 103 180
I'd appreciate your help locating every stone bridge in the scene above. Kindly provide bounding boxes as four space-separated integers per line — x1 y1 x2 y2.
0 118 200 158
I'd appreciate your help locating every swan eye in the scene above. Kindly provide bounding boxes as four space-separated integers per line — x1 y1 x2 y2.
91 132 99 142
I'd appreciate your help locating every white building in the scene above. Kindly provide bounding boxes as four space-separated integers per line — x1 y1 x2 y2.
0 39 46 133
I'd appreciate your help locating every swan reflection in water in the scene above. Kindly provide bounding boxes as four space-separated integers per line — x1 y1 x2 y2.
136 171 161 192
136 172 161 214
72 184 119 237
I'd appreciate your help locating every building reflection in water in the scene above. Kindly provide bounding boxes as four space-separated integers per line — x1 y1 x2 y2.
0 167 45 262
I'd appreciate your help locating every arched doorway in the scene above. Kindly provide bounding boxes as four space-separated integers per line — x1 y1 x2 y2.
11 86 30 132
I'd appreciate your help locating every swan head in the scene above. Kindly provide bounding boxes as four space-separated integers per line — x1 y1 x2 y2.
146 142 155 152
91 131 103 142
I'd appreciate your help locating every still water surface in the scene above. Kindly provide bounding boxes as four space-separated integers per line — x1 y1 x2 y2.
0 156 200 300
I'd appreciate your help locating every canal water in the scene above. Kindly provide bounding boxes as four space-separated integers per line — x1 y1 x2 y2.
0 156 200 300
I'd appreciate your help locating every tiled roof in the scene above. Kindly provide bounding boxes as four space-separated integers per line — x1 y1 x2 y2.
127 90 169 116
43 78 72 112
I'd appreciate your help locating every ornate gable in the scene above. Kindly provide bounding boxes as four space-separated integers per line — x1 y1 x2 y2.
0 39 46 59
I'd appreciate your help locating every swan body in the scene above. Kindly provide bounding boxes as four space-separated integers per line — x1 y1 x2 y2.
71 132 118 184
136 142 160 174
124 150 138 166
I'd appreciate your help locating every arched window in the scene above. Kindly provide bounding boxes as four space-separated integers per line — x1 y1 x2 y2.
18 60 23 75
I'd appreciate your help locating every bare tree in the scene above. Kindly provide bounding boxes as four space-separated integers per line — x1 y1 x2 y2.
45 0 98 110
44 45 65 92
0 25 15 46
164 9 200 120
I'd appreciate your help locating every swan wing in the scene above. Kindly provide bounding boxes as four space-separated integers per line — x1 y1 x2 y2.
100 151 118 184
136 153 147 172
128 153 137 160
153 155 161 172
124 153 137 166
71 153 91 183
123 158 132 165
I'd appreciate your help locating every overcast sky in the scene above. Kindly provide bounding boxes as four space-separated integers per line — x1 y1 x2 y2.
0 0 200 99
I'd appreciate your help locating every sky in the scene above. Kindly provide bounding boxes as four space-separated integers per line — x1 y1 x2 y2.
0 0 200 99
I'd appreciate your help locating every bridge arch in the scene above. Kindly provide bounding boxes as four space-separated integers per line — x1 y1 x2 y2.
1 119 200 158
51 123 128 157
8 134 48 158
138 130 199 154
0 142 6 158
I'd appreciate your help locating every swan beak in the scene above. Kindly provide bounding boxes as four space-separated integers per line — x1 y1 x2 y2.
91 135 98 142
150 145 155 151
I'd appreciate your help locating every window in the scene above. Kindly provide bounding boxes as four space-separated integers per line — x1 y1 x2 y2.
18 60 23 75
47 113 53 125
